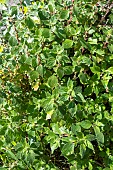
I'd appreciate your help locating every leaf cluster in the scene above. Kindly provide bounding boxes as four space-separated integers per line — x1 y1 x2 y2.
0 0 113 169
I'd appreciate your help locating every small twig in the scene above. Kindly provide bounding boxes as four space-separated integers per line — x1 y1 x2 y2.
13 22 20 43
67 0 74 25
99 2 113 24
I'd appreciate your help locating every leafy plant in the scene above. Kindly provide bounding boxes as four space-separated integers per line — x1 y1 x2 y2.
0 0 113 169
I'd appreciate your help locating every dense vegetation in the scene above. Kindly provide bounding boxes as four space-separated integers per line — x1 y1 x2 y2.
0 0 113 169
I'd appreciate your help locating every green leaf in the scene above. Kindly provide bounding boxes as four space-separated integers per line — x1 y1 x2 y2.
30 71 39 81
11 6 18 16
60 10 69 20
48 4 54 13
71 124 81 135
81 56 92 66
61 143 74 156
62 39 73 49
68 102 77 116
25 57 32 65
75 93 86 103
67 78 73 90
80 144 86 159
80 39 90 49
42 28 50 38
73 6 79 16
0 140 3 148
80 120 92 129
25 17 34 29
38 10 49 20
101 73 112 87
78 72 88 84
37 65 43 77
93 126 104 144
47 75 58 88
27 150 35 164
88 162 93 170
88 38 97 44
86 134 95 141
108 44 113 53
59 93 69 102
20 64 30 72
74 86 82 94
57 67 64 79
96 49 105 56
9 36 18 46
51 123 61 134
107 67 113 74
65 26 76 36
70 166 77 170
56 28 66 39
63 66 73 75
28 130 35 137
32 57 38 67
96 132 104 144
46 57 56 68
90 63 100 74
51 140 60 154
88 29 95 34
6 150 17 160
86 140 94 151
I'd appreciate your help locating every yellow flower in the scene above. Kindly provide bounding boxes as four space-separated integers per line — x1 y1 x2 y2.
23 6 28 14
33 82 40 91
20 7 28 14
0 0 6 4
0 45 3 53
39 1 44 9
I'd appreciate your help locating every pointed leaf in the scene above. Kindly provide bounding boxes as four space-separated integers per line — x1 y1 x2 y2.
86 140 94 152
6 150 17 160
80 144 86 159
51 123 61 134
108 44 113 53
71 124 81 135
62 142 74 156
94 126 104 144
37 65 43 77
60 10 69 20
78 72 87 84
75 93 86 103
90 63 100 74
107 67 113 74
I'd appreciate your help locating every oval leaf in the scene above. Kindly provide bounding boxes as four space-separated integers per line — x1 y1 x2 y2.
80 120 92 129
47 75 58 88
62 39 73 49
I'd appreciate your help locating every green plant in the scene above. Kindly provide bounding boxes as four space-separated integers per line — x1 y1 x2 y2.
0 0 113 169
